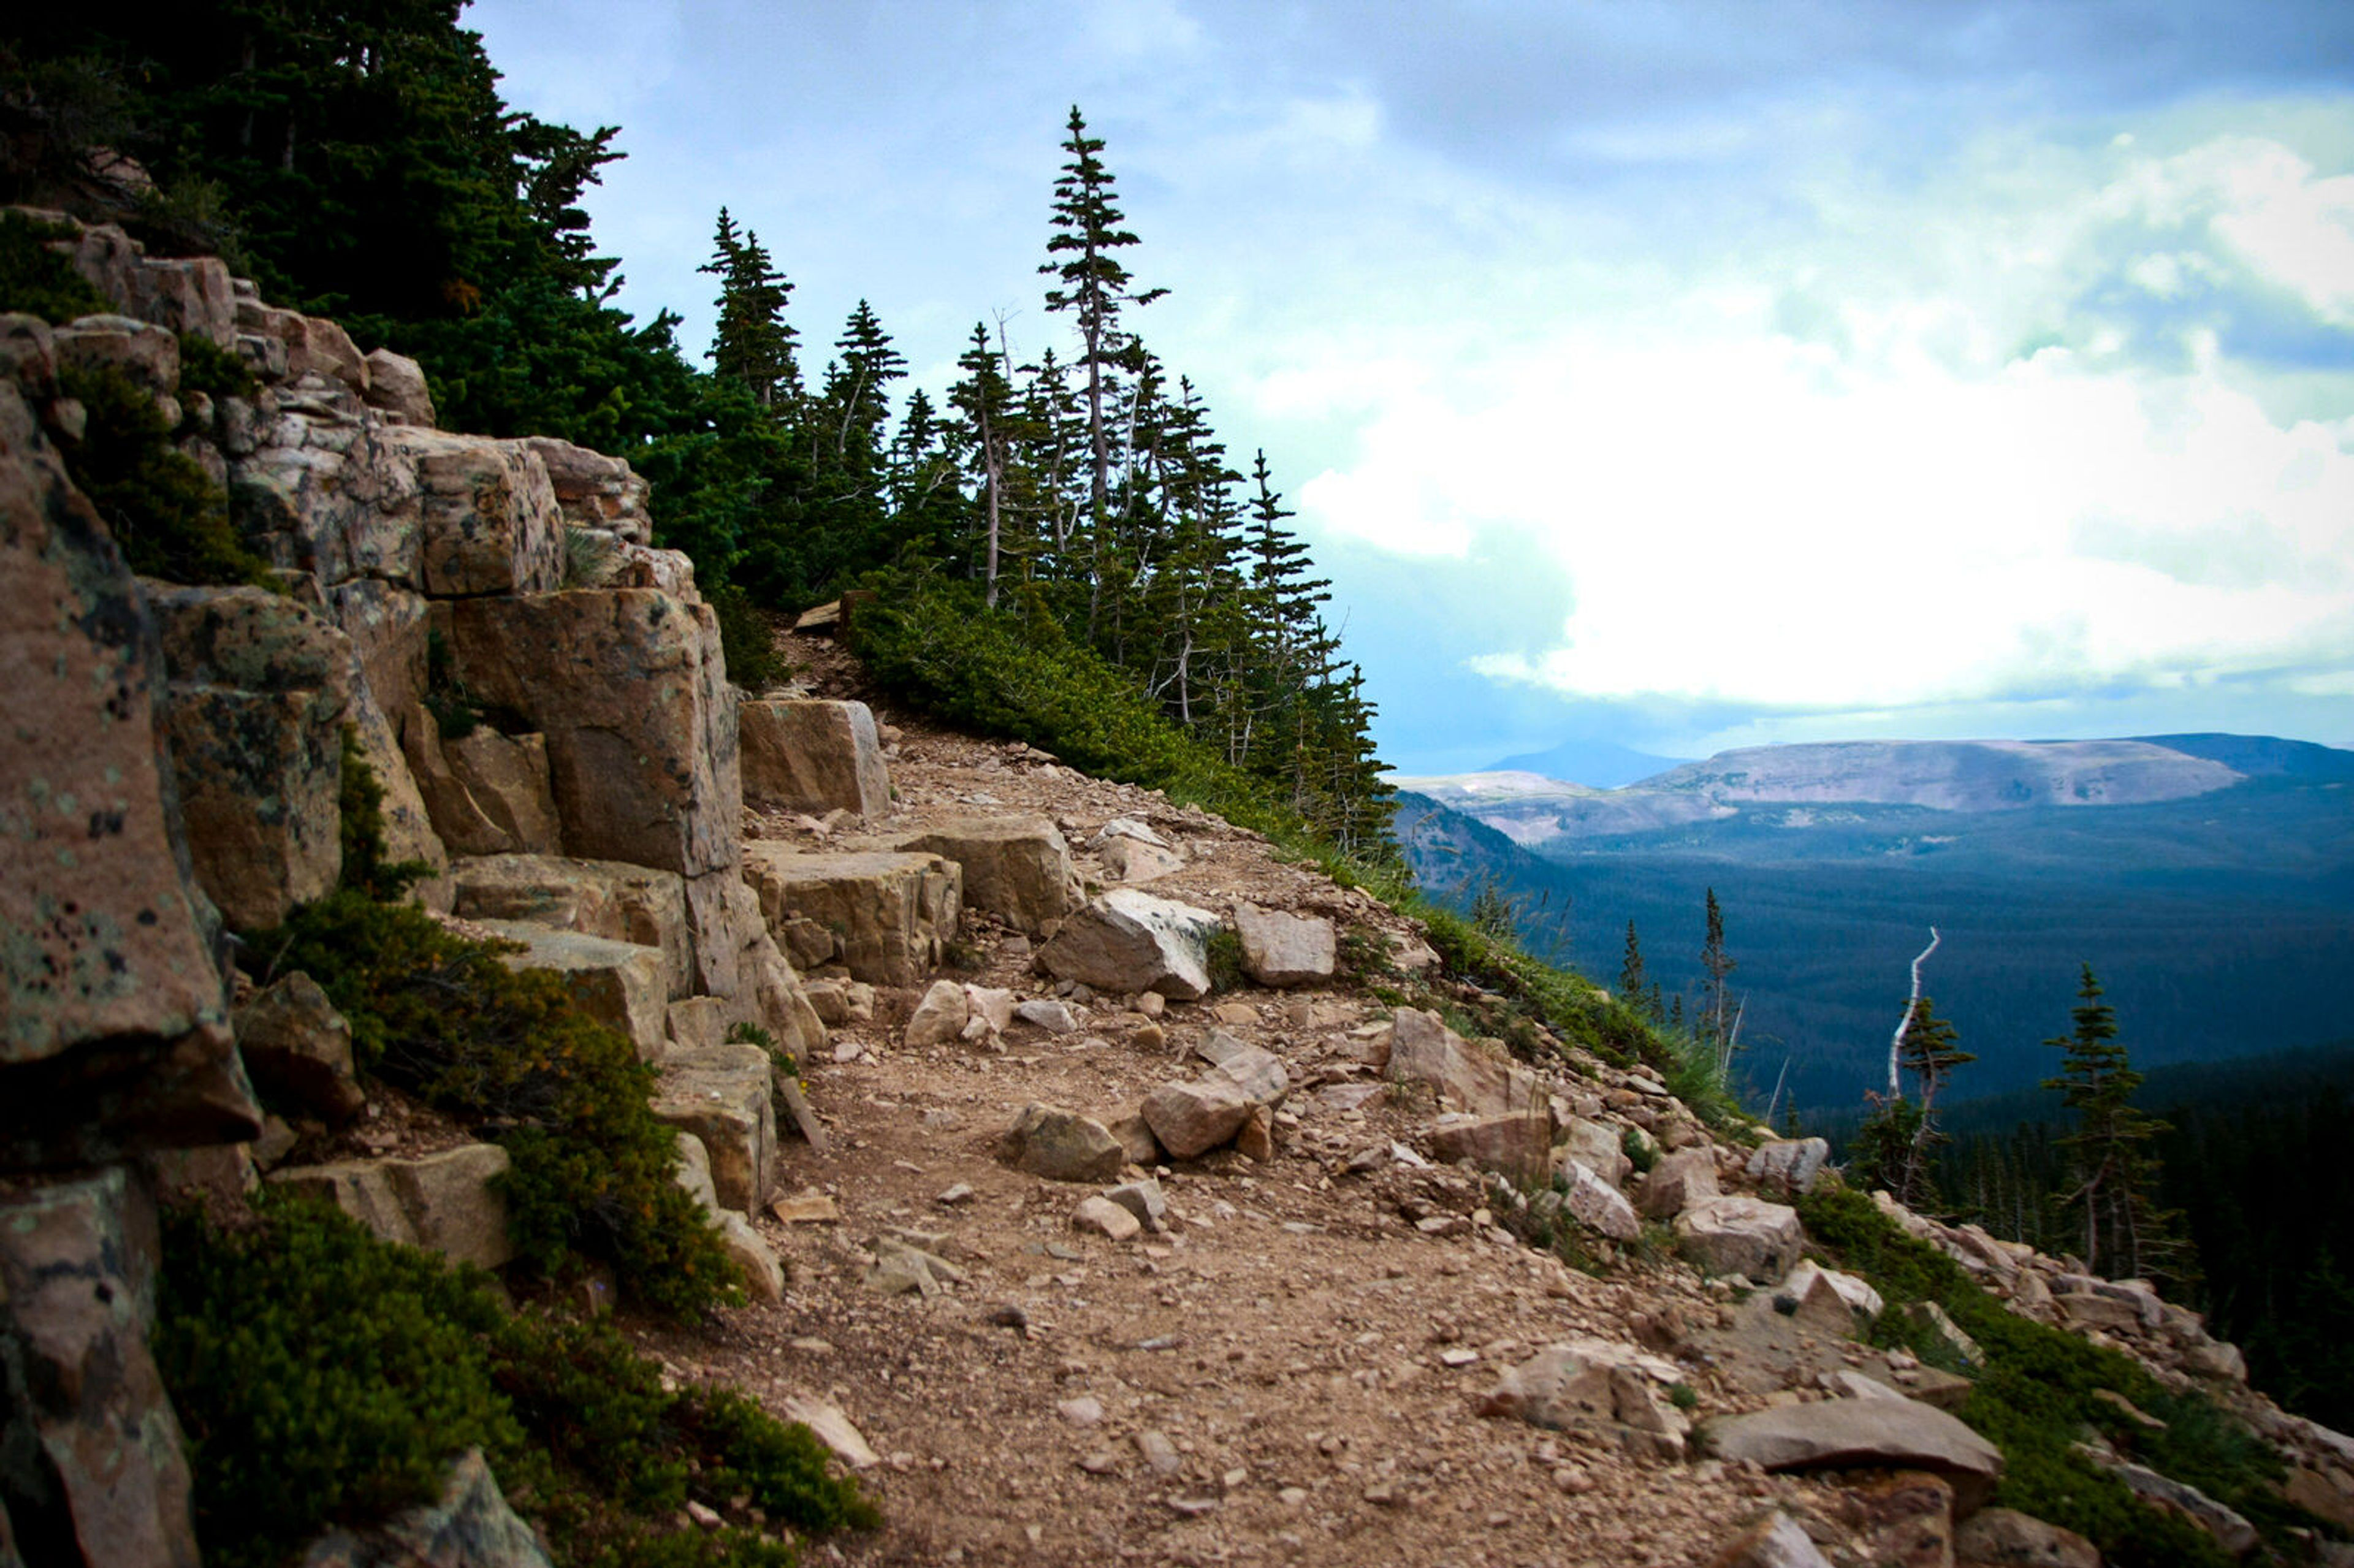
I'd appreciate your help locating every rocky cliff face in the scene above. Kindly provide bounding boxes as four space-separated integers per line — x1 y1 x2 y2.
5 210 2348 1567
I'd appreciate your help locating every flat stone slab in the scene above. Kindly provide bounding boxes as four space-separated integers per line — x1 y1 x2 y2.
448 853 695 1001
478 919 669 1060
1704 1395 2003 1515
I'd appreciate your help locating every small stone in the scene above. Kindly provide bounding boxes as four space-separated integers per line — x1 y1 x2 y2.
1553 1464 1593 1494
686 1499 723 1529
1166 1496 1219 1518
1016 998 1081 1033
1137 1429 1182 1474
1235 1106 1275 1162
771 1191 840 1224
1439 1348 1480 1368
1278 1486 1310 1507
935 1183 975 1206
1073 1195 1143 1241
1103 1178 1168 1227
1057 1395 1105 1426
1078 1450 1120 1475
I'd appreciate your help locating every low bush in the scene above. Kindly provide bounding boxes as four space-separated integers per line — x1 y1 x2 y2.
175 329 256 401
1796 1181 2302 1566
56 360 276 585
0 208 110 321
157 1193 874 1568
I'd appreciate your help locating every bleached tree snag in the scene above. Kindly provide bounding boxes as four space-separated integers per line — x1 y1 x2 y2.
1888 927 1941 1100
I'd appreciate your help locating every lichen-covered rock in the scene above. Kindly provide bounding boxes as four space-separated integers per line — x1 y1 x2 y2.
740 698 892 818
269 1144 516 1271
1038 889 1221 1000
237 300 369 395
123 254 236 349
1 383 255 1165
649 1043 777 1211
740 845 961 988
1002 1103 1126 1183
0 1167 202 1567
147 583 352 930
379 428 563 598
298 1448 552 1568
890 814 1081 935
406 718 563 858
521 435 652 544
53 313 180 398
233 972 365 1125
360 348 435 427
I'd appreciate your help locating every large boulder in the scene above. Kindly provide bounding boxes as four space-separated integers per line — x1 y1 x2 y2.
1 382 256 1164
0 1168 202 1567
1478 1338 1691 1460
270 1144 516 1270
739 845 961 988
1675 1195 1805 1282
890 814 1081 935
1232 902 1336 988
439 590 742 992
1556 1157 1644 1241
233 972 365 1125
1746 1137 1832 1195
447 854 693 1001
226 382 425 588
1384 1008 1541 1118
1705 1395 2004 1515
1140 1073 1257 1159
1038 889 1222 1000
1428 1111 1552 1178
147 584 352 931
376 428 567 598
123 254 237 350
477 921 669 1062
360 348 435 427
648 1043 776 1211
740 699 892 818
1002 1103 1126 1184
1637 1146 1721 1219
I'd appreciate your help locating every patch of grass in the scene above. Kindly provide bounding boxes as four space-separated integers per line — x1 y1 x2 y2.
56 360 276 586
156 1193 874 1568
1796 1179 2303 1566
0 209 110 321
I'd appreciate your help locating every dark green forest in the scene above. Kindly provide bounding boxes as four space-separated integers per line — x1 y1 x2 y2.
1 1 1392 853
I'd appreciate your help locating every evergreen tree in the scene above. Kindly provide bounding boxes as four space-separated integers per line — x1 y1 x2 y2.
699 208 798 408
1038 104 1164 631
2043 965 2177 1279
1700 889 1737 1060
1618 921 1648 1016
948 321 1019 604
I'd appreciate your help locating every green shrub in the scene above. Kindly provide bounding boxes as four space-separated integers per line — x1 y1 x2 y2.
176 330 257 401
56 360 277 586
0 209 110 321
1621 1125 1659 1175
1205 927 1246 992
157 1194 874 1568
711 580 785 691
245 888 736 1314
1796 1180 2299 1566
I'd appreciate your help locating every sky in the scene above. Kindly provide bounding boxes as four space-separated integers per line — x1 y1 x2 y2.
467 0 2354 776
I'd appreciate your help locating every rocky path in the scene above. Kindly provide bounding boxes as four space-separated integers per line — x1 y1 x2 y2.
620 629 1856 1567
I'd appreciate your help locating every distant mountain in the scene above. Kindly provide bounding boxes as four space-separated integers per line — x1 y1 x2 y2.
1484 738 1691 789
1393 734 2354 1114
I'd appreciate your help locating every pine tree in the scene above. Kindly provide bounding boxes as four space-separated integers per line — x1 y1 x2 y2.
1618 921 1648 1015
1038 105 1164 633
1700 889 1737 1061
949 321 1019 605
1882 995 1972 1209
2042 965 2179 1280
699 208 799 408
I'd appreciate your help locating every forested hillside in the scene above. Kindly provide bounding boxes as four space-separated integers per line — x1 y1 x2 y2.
1 2 1391 852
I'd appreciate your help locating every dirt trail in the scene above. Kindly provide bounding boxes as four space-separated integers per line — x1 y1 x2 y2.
604 628 1899 1567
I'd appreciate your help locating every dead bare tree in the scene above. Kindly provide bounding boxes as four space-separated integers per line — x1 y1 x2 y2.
1887 927 1941 1100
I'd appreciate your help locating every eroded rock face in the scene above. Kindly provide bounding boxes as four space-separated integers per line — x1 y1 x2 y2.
148 583 352 931
1 383 259 1166
447 854 694 1001
521 435 651 544
1038 889 1221 1000
740 845 961 989
891 815 1081 936
741 699 892 818
0 1168 202 1568
269 1144 516 1271
1428 1111 1552 1178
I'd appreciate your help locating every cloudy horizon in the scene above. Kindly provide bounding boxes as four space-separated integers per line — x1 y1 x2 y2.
468 0 2354 775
